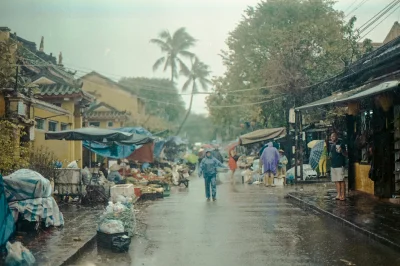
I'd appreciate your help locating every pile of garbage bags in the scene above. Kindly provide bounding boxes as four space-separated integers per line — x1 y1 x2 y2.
98 196 136 237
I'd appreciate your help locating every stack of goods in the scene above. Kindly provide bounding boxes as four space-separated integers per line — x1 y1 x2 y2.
97 197 135 252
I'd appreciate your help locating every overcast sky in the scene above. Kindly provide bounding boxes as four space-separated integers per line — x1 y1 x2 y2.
1 0 399 114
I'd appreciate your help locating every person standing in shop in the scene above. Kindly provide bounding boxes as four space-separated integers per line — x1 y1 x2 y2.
330 132 347 201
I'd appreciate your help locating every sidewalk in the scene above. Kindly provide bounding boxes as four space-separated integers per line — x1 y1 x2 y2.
287 187 400 251
17 204 103 266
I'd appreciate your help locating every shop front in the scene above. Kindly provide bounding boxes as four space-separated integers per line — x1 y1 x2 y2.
296 80 400 198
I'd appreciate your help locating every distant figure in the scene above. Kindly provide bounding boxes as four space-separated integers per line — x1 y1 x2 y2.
278 149 288 184
199 150 226 201
228 145 238 184
260 142 279 187
99 163 108 179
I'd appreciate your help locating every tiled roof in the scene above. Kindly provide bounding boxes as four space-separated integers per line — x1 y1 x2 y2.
39 83 83 97
84 102 129 120
84 111 129 120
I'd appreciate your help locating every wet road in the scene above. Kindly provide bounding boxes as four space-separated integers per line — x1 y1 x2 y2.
75 174 400 266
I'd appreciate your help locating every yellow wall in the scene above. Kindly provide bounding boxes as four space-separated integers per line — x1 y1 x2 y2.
32 106 72 166
82 74 143 122
354 163 374 195
31 101 84 168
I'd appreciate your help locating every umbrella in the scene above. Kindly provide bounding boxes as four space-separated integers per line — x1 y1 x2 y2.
308 140 320 149
224 141 238 152
309 140 324 170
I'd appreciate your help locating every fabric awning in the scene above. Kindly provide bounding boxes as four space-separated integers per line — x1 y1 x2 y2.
240 127 286 145
295 80 400 111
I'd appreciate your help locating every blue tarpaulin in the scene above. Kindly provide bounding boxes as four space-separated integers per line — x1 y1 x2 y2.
83 127 153 159
154 140 166 159
0 174 14 246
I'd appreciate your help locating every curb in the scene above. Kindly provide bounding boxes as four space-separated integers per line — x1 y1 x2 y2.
59 196 139 266
60 234 97 266
286 193 400 252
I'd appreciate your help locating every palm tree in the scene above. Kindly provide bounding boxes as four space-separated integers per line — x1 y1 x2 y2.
150 27 196 83
176 57 212 135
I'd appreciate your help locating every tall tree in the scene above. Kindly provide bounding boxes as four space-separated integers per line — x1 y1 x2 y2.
176 57 212 135
150 27 196 83
207 0 372 128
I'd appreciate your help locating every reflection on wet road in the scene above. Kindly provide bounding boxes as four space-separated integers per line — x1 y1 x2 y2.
75 174 400 266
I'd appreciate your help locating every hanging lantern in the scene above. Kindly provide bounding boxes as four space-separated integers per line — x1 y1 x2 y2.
376 93 393 112
347 102 359 115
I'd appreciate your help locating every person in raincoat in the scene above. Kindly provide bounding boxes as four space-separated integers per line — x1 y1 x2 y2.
260 142 280 187
199 150 226 201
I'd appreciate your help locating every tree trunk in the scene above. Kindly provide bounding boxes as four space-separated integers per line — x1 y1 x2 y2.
176 81 195 135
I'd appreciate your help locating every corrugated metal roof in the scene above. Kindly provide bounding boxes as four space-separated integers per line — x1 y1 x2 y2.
296 80 400 111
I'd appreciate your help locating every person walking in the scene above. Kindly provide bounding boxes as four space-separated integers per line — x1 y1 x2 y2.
228 145 238 184
260 142 279 187
329 132 347 201
199 150 226 201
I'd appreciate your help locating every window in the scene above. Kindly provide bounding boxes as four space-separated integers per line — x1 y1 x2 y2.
35 118 45 130
61 123 68 131
89 122 100 127
48 121 58 132
108 121 114 127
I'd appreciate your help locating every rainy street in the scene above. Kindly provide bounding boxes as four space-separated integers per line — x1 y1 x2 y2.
75 174 400 266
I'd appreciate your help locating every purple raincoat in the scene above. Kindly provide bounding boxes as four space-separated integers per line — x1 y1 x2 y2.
260 142 279 175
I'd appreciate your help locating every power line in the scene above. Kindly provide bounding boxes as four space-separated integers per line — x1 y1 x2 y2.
345 0 370 18
208 96 285 108
344 0 360 14
359 1 400 39
358 0 400 34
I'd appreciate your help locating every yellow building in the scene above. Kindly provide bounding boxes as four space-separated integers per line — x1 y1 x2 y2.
80 72 145 123
84 101 129 128
0 26 94 167
80 71 169 131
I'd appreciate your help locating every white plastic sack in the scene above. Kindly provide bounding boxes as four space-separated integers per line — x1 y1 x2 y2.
113 202 127 214
98 219 124 234
67 161 78 169
5 241 36 266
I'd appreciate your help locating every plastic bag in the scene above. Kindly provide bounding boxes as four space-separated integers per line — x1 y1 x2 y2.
67 161 78 169
98 219 124 234
5 241 36 266
113 202 127 214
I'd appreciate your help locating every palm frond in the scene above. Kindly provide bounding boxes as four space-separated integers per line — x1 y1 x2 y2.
182 78 192 92
152 57 166 72
199 78 212 91
150 39 170 52
159 30 172 43
178 50 195 59
177 58 191 76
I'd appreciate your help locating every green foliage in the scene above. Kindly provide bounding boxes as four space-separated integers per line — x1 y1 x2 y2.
180 113 216 143
0 38 17 89
0 120 30 175
176 57 212 135
29 146 62 181
150 27 196 82
207 0 372 129
119 77 185 123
